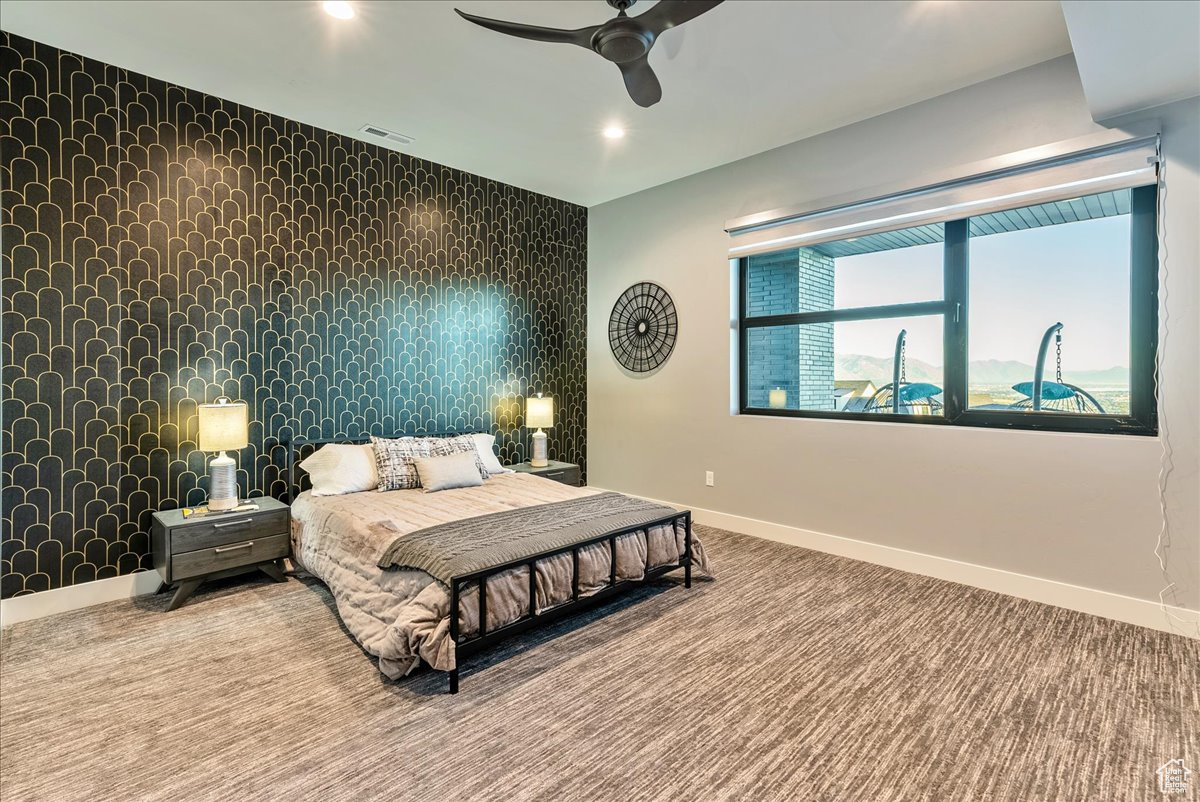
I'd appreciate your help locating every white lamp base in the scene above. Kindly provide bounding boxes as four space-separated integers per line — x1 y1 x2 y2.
208 452 239 510
530 429 548 468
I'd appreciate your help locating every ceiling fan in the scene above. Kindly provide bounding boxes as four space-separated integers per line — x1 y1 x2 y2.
454 0 725 108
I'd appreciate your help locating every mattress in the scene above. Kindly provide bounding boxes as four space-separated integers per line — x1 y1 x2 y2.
290 472 709 677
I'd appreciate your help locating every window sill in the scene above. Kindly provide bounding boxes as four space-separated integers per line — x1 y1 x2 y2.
738 407 1157 437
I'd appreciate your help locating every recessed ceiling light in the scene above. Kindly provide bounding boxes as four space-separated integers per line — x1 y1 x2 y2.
603 126 625 140
323 1 355 20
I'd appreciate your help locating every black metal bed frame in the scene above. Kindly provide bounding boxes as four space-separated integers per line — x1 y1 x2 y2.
285 432 694 694
446 510 691 693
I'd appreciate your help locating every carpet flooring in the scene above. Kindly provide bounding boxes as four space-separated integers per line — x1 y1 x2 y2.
1 526 1196 802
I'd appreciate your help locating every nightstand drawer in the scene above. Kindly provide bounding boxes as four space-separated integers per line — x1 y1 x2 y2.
539 466 581 486
170 510 289 553
171 533 290 580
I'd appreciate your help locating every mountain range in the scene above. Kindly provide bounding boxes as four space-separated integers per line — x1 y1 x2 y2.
836 354 1128 386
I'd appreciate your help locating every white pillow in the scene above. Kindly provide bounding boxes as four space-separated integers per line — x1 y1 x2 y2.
470 433 511 475
412 451 485 493
300 443 380 496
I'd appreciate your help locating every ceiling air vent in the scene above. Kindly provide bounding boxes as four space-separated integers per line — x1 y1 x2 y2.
358 124 414 146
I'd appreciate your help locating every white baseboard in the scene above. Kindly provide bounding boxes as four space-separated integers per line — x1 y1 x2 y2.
1 570 163 627
5 498 1197 638
594 487 1200 638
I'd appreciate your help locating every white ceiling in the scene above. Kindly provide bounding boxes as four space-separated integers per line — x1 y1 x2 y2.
2 0 1073 206
1062 0 1200 122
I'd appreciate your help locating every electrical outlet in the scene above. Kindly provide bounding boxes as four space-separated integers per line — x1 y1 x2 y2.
705 471 714 487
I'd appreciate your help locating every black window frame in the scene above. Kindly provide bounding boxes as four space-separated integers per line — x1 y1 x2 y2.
737 183 1159 436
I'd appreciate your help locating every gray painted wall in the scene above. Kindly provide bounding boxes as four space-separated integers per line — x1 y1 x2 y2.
588 56 1200 612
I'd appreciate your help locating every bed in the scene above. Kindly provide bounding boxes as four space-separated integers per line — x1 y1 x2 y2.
287 434 711 692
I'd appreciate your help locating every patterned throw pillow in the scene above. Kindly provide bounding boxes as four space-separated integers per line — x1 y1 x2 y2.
371 435 490 491
371 436 427 491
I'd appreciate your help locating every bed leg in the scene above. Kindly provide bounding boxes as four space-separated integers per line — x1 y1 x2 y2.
684 514 693 589
449 578 461 694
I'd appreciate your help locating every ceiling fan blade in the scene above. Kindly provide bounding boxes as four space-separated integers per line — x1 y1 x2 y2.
634 0 725 36
617 56 662 108
454 9 596 49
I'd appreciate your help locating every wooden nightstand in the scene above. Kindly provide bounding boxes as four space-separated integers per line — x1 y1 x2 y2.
151 497 291 611
509 460 582 487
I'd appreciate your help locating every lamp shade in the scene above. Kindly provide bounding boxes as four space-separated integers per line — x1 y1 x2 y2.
198 398 249 452
525 395 554 429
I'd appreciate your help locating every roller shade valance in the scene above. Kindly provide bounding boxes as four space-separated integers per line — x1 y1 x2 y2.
727 134 1159 258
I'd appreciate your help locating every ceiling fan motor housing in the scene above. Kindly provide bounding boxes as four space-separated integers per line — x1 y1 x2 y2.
593 19 654 63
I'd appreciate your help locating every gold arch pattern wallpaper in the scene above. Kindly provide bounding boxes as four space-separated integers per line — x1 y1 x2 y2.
0 32 587 597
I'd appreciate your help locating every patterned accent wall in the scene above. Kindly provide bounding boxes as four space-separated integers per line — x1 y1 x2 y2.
0 33 587 598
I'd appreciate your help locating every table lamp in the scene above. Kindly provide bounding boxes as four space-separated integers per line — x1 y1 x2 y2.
525 393 554 467
198 397 249 511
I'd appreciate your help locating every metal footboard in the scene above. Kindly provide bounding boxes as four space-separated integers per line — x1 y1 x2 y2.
447 510 693 693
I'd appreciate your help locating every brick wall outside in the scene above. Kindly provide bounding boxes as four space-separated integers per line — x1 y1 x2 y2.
745 248 834 410
796 249 835 410
746 252 798 408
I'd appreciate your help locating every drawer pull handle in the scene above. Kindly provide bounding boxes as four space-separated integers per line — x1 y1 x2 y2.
214 541 254 553
214 519 252 529
545 472 564 478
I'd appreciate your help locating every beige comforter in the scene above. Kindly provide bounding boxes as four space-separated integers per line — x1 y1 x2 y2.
291 473 710 677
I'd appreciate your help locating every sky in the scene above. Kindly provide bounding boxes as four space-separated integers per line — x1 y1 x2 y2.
831 214 1132 371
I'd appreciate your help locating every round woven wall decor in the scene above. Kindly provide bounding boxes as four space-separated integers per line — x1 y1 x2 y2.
608 281 678 373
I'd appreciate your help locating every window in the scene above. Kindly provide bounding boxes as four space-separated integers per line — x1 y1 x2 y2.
967 194 1132 416
741 226 946 414
737 184 1158 435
